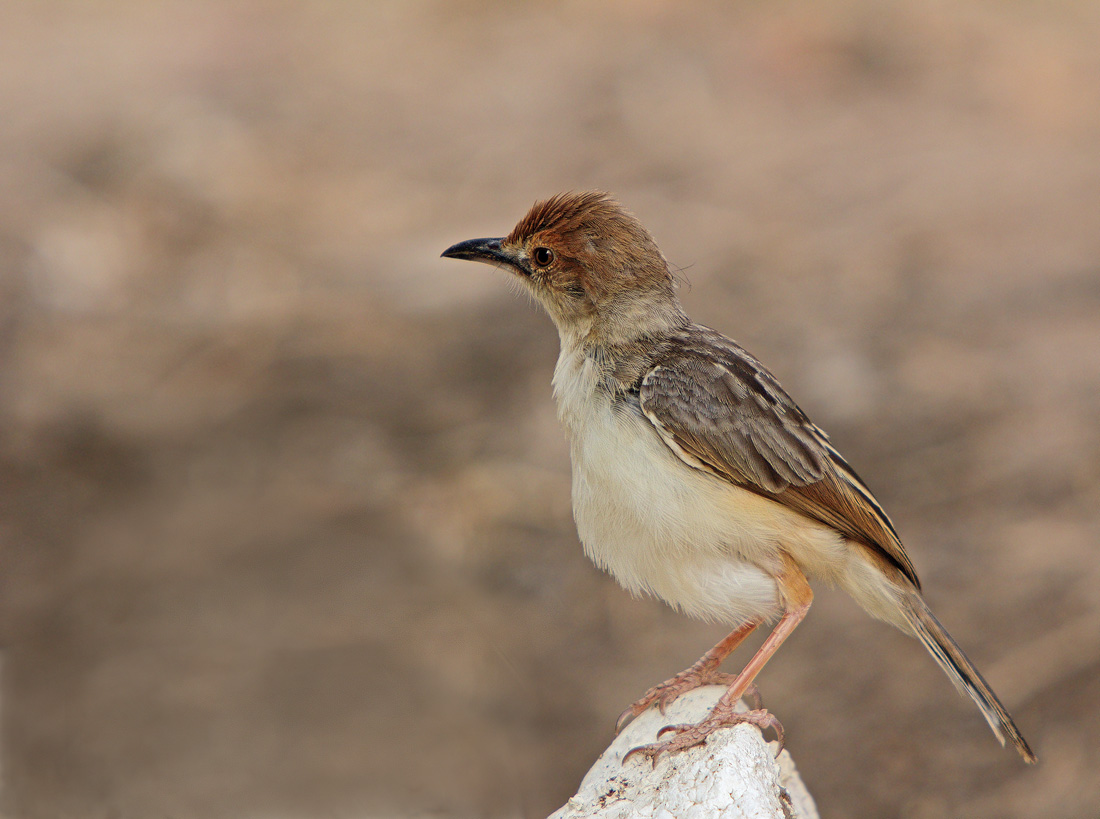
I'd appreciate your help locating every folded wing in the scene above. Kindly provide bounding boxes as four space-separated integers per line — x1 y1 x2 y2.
637 328 920 589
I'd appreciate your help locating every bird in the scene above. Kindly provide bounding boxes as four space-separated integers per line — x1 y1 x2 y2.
441 191 1036 765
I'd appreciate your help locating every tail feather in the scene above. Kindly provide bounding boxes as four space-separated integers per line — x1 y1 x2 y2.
901 592 1037 764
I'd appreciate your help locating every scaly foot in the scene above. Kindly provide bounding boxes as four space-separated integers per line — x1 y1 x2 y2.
615 671 762 734
623 706 784 767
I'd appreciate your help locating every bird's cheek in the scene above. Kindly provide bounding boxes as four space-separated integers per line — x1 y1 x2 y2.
552 291 596 324
559 280 589 301
541 276 589 311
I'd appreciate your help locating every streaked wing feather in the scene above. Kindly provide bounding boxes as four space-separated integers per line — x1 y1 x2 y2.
639 330 920 589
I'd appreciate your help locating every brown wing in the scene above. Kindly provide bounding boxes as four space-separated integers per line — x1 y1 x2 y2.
638 328 920 589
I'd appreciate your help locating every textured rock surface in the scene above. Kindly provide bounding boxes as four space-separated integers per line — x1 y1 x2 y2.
551 687 817 819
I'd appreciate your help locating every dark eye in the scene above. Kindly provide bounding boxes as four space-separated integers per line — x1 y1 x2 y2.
532 247 554 267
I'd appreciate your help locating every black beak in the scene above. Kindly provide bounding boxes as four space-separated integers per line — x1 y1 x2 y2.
440 237 515 267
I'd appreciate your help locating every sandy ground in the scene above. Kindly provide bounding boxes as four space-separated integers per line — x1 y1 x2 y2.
2 2 1100 817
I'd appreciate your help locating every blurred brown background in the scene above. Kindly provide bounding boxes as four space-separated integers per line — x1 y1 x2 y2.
2 2 1099 817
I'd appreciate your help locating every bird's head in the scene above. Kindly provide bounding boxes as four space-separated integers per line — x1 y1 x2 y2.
442 192 685 344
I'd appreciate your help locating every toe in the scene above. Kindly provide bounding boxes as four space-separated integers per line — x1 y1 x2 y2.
656 722 691 739
615 706 636 734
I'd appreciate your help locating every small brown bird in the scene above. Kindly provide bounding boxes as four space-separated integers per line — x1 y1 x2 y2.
442 191 1036 764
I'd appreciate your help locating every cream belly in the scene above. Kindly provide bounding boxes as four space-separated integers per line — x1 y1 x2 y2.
553 345 846 627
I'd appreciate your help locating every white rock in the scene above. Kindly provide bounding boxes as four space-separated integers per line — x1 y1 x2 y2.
549 686 817 819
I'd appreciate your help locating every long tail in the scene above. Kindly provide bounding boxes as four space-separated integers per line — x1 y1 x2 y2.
901 592 1037 763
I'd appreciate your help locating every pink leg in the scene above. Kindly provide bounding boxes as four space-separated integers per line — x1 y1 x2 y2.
624 563 813 765
615 619 762 733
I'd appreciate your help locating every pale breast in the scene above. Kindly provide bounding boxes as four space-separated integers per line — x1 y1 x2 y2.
551 347 820 626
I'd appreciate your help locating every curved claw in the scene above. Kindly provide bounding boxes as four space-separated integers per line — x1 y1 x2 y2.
736 708 785 754
622 737 681 768
621 744 652 767
615 706 636 735
756 710 785 754
656 722 690 739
